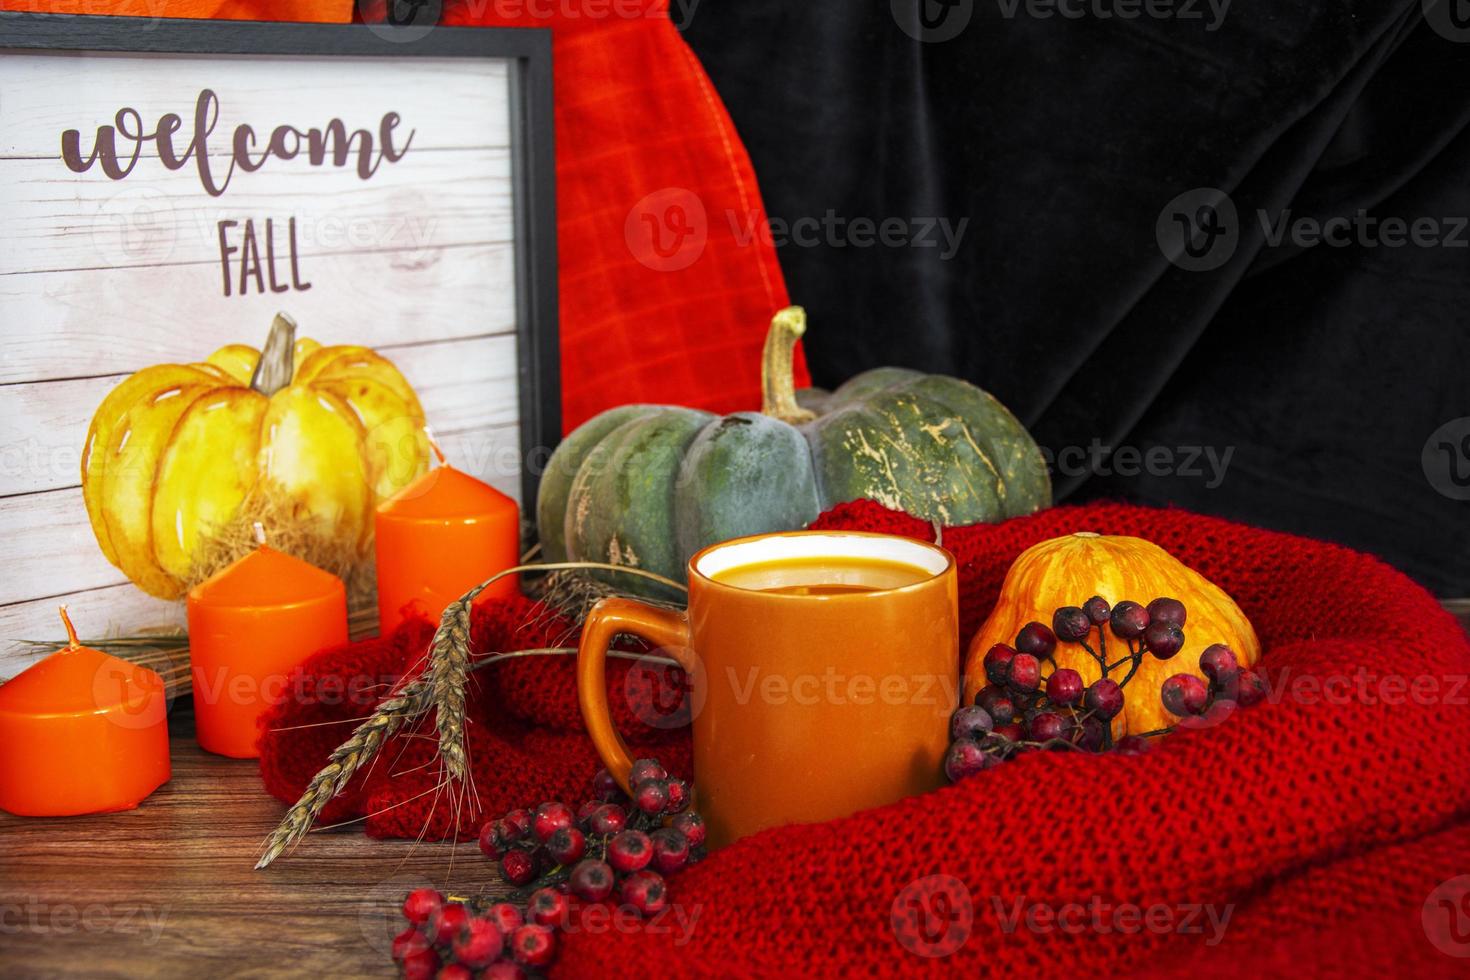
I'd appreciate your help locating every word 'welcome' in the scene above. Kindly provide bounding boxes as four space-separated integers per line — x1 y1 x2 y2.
60 89 414 197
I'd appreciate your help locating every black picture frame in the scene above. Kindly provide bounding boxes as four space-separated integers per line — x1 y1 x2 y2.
0 14 560 509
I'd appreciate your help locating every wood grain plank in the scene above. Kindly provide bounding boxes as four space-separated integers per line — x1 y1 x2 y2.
0 422 520 674
0 336 522 608
0 147 512 274
0 52 509 157
0 581 186 656
0 332 520 497
0 711 504 979
0 241 515 384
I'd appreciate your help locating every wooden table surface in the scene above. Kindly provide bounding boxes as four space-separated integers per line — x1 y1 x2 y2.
4 602 1468 978
0 706 506 979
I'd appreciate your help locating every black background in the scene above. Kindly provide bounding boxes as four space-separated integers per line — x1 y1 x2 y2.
682 0 1470 595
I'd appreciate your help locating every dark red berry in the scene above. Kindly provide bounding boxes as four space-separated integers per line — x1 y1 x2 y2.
400 947 439 980
1144 621 1185 660
1115 735 1151 754
945 738 990 780
483 902 522 936
1235 668 1267 707
502 808 532 839
990 722 1024 743
1074 716 1106 751
510 923 557 968
606 830 653 873
527 887 569 928
477 822 501 860
1052 605 1092 642
619 869 668 916
569 858 616 902
1014 622 1057 659
1027 710 1068 742
1082 595 1111 625
1176 698 1235 732
975 685 1016 726
1084 678 1124 719
1161 673 1209 716
664 778 691 813
983 644 1016 685
1109 600 1150 640
1147 597 1188 628
592 767 623 802
427 901 470 946
402 888 443 926
482 963 527 980
1199 644 1239 684
546 826 586 866
587 803 627 837
500 849 537 886
671 811 706 848
392 926 430 963
438 966 473 980
650 827 691 873
629 758 667 785
532 801 575 842
576 799 602 826
1045 667 1084 707
633 779 670 816
1006 653 1041 693
451 917 504 968
950 705 993 741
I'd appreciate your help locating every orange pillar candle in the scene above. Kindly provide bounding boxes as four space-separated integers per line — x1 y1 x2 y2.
0 608 170 816
376 465 520 634
187 539 347 758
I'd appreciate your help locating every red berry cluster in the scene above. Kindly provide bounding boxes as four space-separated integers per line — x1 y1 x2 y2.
392 759 704 978
946 596 1265 781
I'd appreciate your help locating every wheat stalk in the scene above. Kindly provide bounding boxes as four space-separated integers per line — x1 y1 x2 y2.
427 562 685 781
255 671 433 869
256 561 686 869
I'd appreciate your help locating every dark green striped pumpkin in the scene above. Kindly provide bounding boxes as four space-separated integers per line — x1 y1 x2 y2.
537 307 1050 592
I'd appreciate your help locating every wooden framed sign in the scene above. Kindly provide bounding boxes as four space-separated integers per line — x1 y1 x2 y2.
0 16 557 664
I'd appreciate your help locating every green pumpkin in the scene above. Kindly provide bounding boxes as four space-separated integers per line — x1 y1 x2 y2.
537 307 1050 593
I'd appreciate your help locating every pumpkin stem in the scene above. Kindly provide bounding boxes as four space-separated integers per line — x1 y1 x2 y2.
249 312 297 397
760 306 816 424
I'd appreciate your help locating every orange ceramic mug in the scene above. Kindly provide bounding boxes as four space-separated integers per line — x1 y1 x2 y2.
577 530 959 849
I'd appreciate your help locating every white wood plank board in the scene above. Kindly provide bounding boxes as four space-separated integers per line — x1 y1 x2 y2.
0 241 516 384
0 417 517 678
0 331 522 498
0 583 187 678
0 52 510 158
0 49 531 677
0 146 513 274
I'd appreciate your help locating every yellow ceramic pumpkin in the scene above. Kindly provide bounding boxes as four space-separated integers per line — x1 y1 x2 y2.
81 313 430 599
963 531 1261 735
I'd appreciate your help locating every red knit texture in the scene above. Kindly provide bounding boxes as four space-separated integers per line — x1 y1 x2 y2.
258 500 1470 975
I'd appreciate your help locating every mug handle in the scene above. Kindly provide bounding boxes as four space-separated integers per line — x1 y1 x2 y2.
577 597 694 793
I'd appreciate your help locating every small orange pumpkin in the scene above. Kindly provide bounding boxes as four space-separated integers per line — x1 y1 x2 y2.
963 531 1261 735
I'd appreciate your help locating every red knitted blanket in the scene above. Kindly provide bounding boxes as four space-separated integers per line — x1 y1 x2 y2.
257 501 1470 976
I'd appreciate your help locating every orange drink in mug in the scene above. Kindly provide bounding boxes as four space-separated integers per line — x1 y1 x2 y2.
578 530 959 849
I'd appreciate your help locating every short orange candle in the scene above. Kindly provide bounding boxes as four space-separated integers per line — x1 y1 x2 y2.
376 465 520 634
187 541 347 758
0 608 170 816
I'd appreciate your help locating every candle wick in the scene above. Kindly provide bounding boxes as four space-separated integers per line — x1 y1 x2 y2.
425 425 447 466
58 606 80 650
253 522 268 547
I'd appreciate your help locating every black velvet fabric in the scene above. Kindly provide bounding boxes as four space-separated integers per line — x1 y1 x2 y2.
682 0 1470 595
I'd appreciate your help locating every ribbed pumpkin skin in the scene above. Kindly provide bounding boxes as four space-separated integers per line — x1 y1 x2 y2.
538 367 1050 592
81 332 428 599
962 533 1262 735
